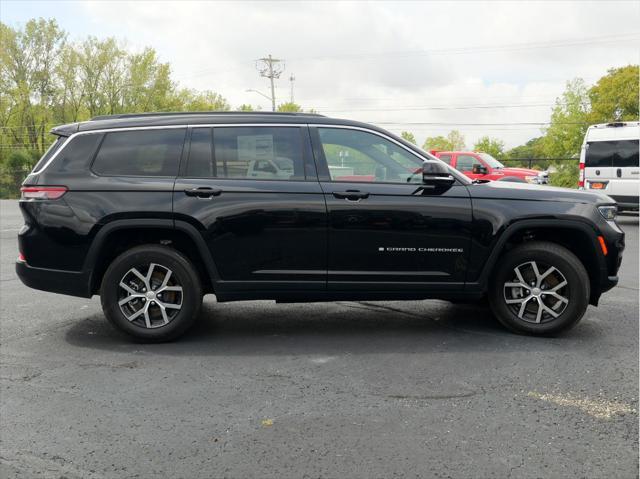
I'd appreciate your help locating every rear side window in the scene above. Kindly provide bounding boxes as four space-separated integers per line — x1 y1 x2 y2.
47 134 102 174
586 140 640 168
92 128 186 177
193 126 304 180
32 136 66 172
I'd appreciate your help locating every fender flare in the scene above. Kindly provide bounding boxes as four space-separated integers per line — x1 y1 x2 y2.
84 219 220 291
474 218 605 289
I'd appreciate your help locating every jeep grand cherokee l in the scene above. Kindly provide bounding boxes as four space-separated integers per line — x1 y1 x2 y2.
16 112 624 341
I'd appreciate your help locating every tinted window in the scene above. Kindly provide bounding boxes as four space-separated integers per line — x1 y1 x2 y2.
439 154 452 165
48 134 102 174
456 154 482 172
186 128 214 177
92 129 186 176
213 127 304 180
33 136 66 172
318 128 423 183
586 140 639 168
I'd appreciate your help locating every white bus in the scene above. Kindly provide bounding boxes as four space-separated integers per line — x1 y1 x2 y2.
579 121 639 212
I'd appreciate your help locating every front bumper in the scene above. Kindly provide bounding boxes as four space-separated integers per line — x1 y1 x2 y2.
16 261 92 298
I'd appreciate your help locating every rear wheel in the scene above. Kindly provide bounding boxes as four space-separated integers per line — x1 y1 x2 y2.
488 241 590 335
100 245 202 342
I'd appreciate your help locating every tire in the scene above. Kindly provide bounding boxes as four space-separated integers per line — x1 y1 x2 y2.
488 241 590 335
100 244 202 342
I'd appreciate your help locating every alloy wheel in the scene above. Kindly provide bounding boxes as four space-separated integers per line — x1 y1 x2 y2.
118 263 183 329
503 261 569 324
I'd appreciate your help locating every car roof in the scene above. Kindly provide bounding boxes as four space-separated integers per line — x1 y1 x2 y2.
50 111 378 136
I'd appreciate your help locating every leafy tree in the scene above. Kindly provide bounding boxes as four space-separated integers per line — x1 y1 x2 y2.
401 131 416 144
447 130 466 150
277 102 303 112
473 136 505 159
422 130 466 151
422 136 451 151
588 65 639 122
237 104 255 111
543 78 589 159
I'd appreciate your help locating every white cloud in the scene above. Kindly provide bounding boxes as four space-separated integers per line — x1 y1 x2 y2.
79 0 640 148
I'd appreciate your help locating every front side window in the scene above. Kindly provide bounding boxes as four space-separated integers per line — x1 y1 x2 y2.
455 154 483 172
92 128 186 176
317 128 423 183
211 127 304 180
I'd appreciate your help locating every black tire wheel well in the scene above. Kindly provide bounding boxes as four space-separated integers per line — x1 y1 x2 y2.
494 226 601 304
90 228 213 295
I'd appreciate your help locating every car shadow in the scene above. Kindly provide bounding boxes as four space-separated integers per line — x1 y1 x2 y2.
64 298 602 356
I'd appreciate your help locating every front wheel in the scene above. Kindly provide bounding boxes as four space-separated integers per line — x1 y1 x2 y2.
488 241 590 335
100 245 202 342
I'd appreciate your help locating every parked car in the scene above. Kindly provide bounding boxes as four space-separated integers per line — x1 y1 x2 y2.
432 150 548 184
16 112 624 341
579 121 639 212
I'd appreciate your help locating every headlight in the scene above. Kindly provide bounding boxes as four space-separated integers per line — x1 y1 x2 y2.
525 175 538 184
598 205 617 221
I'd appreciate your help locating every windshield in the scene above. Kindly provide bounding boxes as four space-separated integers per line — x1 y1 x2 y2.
478 153 505 169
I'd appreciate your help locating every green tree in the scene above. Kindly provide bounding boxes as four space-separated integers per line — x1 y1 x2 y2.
447 130 466 150
277 102 303 112
473 136 505 159
401 131 416 144
543 78 589 159
588 65 639 122
237 104 255 111
422 136 451 151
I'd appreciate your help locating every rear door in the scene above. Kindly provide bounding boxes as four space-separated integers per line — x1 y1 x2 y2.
173 125 327 293
311 126 472 292
584 140 617 191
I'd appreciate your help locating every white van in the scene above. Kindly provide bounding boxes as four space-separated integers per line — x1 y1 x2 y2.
579 121 639 212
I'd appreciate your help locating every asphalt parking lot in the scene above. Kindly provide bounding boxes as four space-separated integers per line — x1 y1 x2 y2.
1 199 638 478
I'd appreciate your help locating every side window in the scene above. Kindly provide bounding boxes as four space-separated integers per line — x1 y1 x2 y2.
455 154 482 172
317 128 423 183
587 140 639 168
46 134 102 174
212 127 304 180
439 154 452 165
92 129 186 177
186 128 214 177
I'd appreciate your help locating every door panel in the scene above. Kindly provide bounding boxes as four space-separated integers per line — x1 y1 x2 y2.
322 182 472 290
173 126 327 292
311 126 473 291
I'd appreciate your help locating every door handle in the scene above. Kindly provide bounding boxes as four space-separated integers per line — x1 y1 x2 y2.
184 187 222 198
332 190 370 201
617 168 622 178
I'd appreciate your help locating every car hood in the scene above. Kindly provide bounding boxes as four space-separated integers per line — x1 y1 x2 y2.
467 179 614 205
496 167 545 176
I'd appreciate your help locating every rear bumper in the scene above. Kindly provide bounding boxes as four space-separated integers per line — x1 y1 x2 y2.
610 195 639 211
16 261 92 298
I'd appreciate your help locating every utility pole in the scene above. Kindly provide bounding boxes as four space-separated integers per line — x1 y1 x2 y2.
289 74 295 103
256 54 284 112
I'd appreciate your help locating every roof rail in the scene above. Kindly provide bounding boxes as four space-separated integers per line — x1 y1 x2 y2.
90 111 325 121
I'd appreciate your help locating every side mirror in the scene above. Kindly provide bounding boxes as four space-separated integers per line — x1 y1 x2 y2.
472 164 488 175
422 162 455 188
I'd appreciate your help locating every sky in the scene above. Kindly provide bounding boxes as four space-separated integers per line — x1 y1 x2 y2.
3 0 640 148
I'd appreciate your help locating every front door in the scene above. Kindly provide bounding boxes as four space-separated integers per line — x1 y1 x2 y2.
311 126 472 292
173 125 327 293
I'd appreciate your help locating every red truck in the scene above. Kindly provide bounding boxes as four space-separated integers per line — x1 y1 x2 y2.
432 151 548 184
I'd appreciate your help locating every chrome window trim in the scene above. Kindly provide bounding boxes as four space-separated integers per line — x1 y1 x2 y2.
30 122 442 175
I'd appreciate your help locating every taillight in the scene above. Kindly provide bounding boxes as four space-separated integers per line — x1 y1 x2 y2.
17 252 26 262
578 162 585 189
20 186 67 200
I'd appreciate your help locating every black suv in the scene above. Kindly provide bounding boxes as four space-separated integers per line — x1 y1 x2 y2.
16 112 625 341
